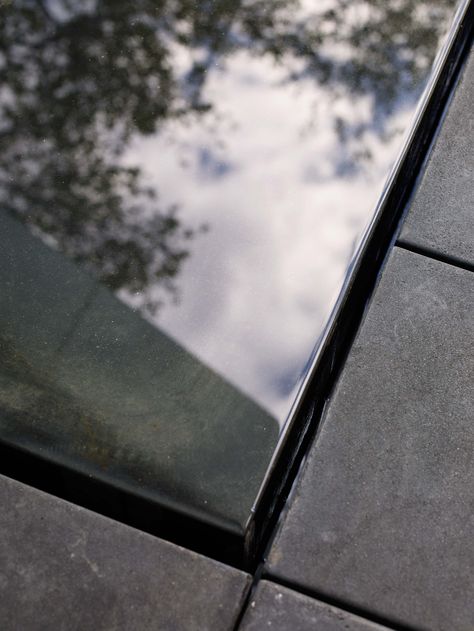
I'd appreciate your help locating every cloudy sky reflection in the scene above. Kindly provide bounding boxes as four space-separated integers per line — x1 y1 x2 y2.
0 0 460 526
123 46 427 419
0 0 457 426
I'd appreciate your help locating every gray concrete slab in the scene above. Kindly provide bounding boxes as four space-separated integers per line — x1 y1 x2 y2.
0 474 250 631
267 247 474 631
399 45 474 267
239 581 389 631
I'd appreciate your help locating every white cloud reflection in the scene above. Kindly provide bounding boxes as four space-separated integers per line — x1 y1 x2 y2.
123 49 416 421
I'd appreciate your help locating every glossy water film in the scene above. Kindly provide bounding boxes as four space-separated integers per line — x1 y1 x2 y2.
0 0 457 531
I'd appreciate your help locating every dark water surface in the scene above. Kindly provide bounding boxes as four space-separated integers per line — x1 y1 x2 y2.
0 0 458 531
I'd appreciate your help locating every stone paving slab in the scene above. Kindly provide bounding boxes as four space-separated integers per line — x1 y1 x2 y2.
0 474 250 631
239 581 389 631
267 247 474 631
399 44 474 267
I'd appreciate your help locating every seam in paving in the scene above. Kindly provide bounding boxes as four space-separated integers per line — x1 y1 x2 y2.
397 239 474 274
257 575 423 631
233 6 474 629
231 563 265 631
247 0 474 573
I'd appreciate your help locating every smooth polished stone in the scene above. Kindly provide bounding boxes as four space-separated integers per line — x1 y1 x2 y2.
267 247 474 631
0 1 459 537
0 211 277 533
400 44 474 266
0 474 250 631
240 581 389 631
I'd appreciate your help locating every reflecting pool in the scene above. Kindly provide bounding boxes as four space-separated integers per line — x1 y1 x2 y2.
0 0 458 531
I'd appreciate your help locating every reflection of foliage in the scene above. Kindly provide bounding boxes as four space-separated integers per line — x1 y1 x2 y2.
305 0 455 146
0 0 455 307
295 1 455 105
0 0 200 309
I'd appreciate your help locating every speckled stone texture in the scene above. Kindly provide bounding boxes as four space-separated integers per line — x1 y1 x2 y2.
267 247 474 631
240 581 389 631
400 44 474 266
0 474 250 631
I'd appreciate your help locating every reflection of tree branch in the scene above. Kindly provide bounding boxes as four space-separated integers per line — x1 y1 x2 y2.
0 128 14 142
37 0 59 24
0 0 454 313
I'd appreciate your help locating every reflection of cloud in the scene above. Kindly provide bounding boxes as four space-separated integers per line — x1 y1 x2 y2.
196 146 234 179
123 50 420 421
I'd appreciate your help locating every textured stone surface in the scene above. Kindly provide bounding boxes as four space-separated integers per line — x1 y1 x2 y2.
267 247 474 631
240 581 388 631
0 474 250 631
400 45 474 266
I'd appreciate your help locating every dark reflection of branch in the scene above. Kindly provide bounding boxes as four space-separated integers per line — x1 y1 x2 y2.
304 0 455 151
0 0 455 311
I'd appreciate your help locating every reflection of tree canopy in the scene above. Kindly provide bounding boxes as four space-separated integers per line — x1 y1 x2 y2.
0 0 454 307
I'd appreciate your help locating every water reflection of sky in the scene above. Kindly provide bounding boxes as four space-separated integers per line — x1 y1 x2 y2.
0 0 459 527
123 49 416 419
0 1 455 425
